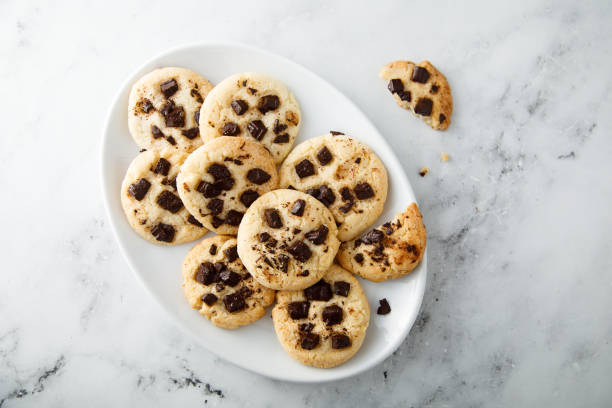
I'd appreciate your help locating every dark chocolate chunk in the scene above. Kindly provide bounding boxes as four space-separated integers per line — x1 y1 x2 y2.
322 305 343 326
219 270 242 287
304 280 332 301
162 177 177 190
258 95 279 114
362 229 384 244
377 298 391 315
273 134 290 144
355 158 361 163
181 127 199 139
277 254 290 273
247 120 267 141
399 91 411 102
166 136 177 145
187 215 203 227
223 292 246 313
298 269 309 277
290 199 306 216
156 190 183 213
139 99 154 113
160 78 178 97
195 262 216 285
294 159 315 178
414 98 433 116
354 253 364 264
288 301 310 320
266 238 278 248
160 99 174 116
287 241 311 262
430 84 439 94
382 222 393 235
160 100 185 127
287 185 296 190
194 110 200 125
211 216 224 228
388 79 404 94
239 190 259 208
248 88 257 95
317 146 332 165
151 125 163 139
305 225 328 245
214 262 226 274
209 244 217 255
300 333 320 350
411 66 430 83
439 113 446 123
190 88 203 103
239 286 253 299
293 228 301 234
340 187 354 201
153 158 171 176
206 198 223 215
331 334 351 349
259 232 271 242
247 168 271 185
231 99 248 115
216 283 225 291
222 122 240 136
354 182 375 200
128 178 151 201
339 202 353 213
333 281 350 297
316 185 336 207
151 222 175 242
264 209 283 228
224 246 239 262
197 181 221 198
225 210 244 226
329 130 344 135
299 323 314 332
273 119 288 134
215 177 235 191
201 293 217 306
208 163 232 183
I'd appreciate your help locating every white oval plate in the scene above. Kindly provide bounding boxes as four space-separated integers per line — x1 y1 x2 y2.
101 42 426 383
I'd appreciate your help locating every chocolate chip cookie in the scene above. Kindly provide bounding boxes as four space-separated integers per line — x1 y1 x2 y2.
177 136 279 235
198 72 301 164
278 133 388 241
128 67 214 152
336 202 426 281
272 264 370 368
120 149 207 245
182 235 275 329
236 189 340 291
380 60 452 131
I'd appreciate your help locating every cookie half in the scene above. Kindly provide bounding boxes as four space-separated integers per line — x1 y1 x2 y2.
120 149 207 245
177 137 279 235
128 67 214 152
182 235 275 329
272 264 370 368
279 133 388 241
237 189 340 291
198 72 301 164
336 203 426 281
380 61 452 131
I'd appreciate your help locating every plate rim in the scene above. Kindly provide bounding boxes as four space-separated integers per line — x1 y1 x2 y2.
100 40 427 383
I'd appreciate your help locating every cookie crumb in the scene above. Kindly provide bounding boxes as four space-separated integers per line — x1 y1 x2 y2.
419 167 429 177
440 152 450 162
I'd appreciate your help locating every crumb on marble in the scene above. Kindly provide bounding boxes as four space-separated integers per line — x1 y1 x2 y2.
441 152 450 162
419 167 429 177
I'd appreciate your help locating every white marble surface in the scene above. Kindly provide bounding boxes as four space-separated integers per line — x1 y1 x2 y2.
1 0 611 406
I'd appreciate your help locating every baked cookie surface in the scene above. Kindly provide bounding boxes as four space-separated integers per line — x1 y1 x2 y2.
278 133 388 241
336 203 426 281
128 67 214 152
272 264 370 368
182 235 275 329
198 72 301 164
120 149 207 245
237 189 340 291
379 60 452 131
177 137 278 235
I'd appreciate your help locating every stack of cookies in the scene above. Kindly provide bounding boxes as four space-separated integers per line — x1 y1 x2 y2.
121 66 428 368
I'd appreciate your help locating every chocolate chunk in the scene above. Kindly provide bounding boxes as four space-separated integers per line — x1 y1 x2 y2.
414 98 433 116
430 84 439 94
266 238 278 248
439 113 446 123
277 254 290 273
300 333 320 350
305 187 319 199
259 232 271 242
295 159 315 178
194 110 200 125
160 78 178 97
354 253 364 264
166 136 177 145
304 280 332 301
340 187 354 201
139 99 154 113
305 225 328 245
317 146 332 165
293 228 301 234
273 134 290 144
354 182 374 200
181 127 199 139
247 168 271 184
156 190 183 213
225 210 244 226
258 95 279 114
362 229 384 244
231 99 248 115
214 262 226 274
201 293 217 306
339 202 353 213
151 222 175 242
316 185 336 207
388 79 404 94
224 246 239 262
223 292 246 313
190 88 203 103
215 177 235 191
287 185 296 190
382 222 394 235
187 215 203 227
329 130 344 135
211 216 224 228
195 262 216 285
153 158 171 176
322 305 343 326
248 88 257 95
247 120 267 141
197 181 221 198
287 241 311 262
209 244 217 255
298 270 309 277
240 286 253 299
288 301 310 319
160 99 174 116
273 119 288 134
264 209 282 228
222 122 240 136
208 163 232 183
333 281 350 297
206 198 223 215
411 66 430 83
162 177 177 190
399 91 411 102
377 298 391 315
290 199 306 216
331 334 351 349
151 125 163 139
239 190 259 208
160 100 185 127
216 283 225 291
219 270 241 287
299 323 314 332
128 178 151 200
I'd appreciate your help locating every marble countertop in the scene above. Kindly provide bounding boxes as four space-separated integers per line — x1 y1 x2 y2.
2 0 611 406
